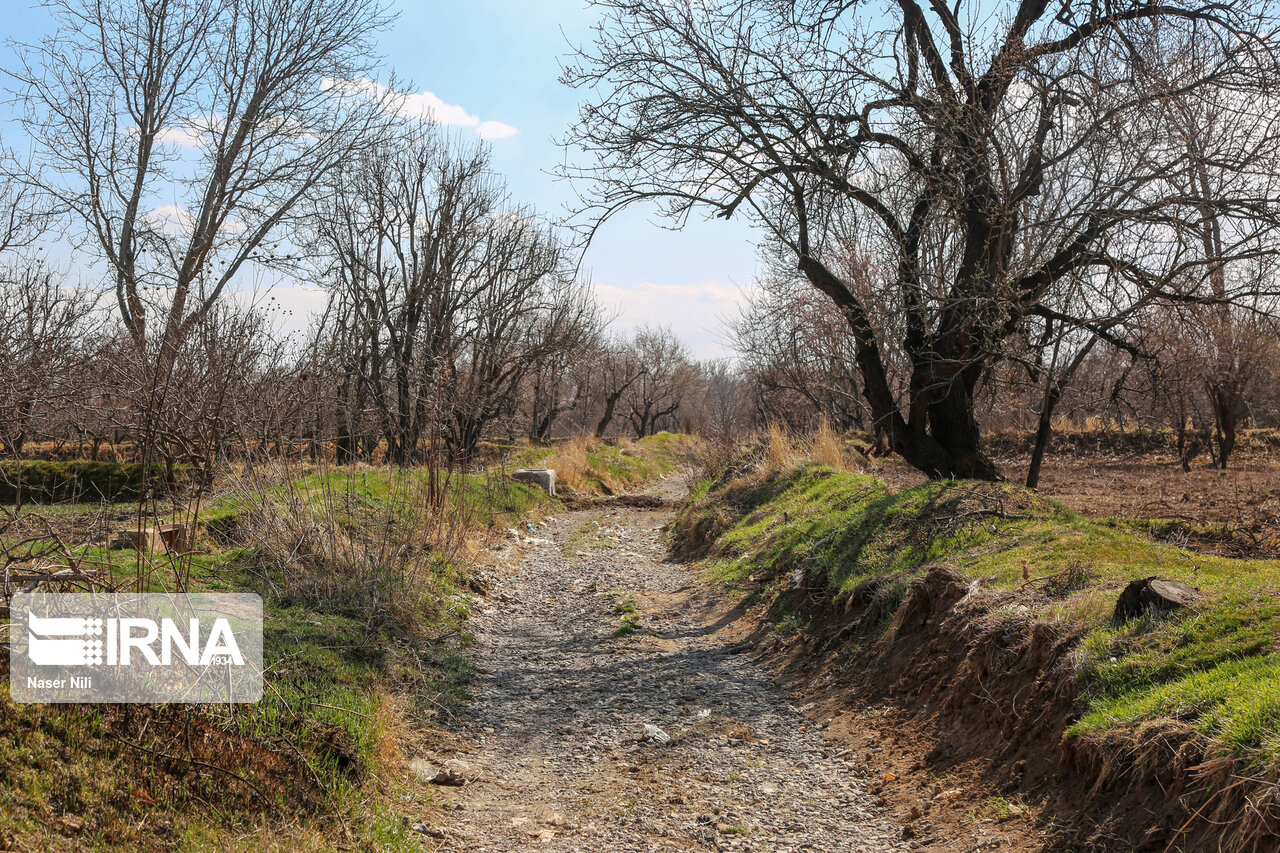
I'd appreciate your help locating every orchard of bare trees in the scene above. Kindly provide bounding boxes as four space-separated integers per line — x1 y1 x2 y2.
0 0 1279 488
0 0 716 479
566 0 1280 481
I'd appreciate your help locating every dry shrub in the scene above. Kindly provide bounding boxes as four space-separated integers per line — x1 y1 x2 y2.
229 460 469 633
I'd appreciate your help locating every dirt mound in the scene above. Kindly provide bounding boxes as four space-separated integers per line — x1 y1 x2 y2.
561 493 673 510
750 565 1277 852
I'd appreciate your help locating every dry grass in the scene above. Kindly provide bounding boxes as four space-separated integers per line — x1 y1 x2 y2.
764 423 796 474
229 460 471 633
546 434 599 491
810 417 849 470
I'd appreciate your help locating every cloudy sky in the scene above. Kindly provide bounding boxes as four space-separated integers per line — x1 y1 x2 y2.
3 0 761 359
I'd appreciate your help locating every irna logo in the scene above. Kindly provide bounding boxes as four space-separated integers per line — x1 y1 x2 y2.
27 612 245 668
10 593 263 704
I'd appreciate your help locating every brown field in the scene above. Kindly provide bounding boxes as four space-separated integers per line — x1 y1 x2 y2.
867 433 1280 559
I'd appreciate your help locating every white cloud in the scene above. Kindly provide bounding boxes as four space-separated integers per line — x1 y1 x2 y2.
327 78 519 141
476 119 519 140
593 280 749 360
144 204 247 237
154 125 206 148
227 283 330 339
145 204 194 236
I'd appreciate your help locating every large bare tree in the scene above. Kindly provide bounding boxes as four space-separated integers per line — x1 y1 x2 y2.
14 0 392 372
311 118 597 464
565 0 1280 479
0 261 101 456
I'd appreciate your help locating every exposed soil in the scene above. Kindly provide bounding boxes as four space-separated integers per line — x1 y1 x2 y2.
869 445 1280 558
1001 450 1280 557
415 477 1045 852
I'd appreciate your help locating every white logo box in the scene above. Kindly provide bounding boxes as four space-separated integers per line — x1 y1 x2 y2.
10 593 263 704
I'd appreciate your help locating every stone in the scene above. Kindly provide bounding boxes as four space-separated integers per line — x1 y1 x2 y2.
158 522 195 553
410 758 438 783
641 723 672 744
432 758 474 786
512 468 556 496
113 527 164 553
1114 577 1202 622
411 756 474 786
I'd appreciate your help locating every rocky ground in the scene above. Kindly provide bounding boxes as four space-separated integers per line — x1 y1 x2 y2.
417 476 1039 852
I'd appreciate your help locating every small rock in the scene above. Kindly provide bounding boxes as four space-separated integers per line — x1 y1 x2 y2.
409 758 437 783
428 758 474 786
641 723 672 744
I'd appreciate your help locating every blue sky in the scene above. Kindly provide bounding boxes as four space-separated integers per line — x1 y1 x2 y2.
1 0 761 358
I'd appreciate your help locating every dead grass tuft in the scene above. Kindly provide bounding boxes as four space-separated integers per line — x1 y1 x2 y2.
546 435 600 492
764 423 795 474
230 461 470 633
809 416 848 470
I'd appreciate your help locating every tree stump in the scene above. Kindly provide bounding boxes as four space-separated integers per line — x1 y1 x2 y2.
1114 577 1202 623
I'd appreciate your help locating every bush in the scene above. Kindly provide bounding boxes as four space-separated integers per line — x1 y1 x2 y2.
0 460 188 503
229 462 472 633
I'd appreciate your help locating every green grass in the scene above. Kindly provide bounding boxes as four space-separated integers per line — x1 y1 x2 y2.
510 433 685 495
613 614 644 637
678 460 1280 772
202 467 552 543
0 434 689 848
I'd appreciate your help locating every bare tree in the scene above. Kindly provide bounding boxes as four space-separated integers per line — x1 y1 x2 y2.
525 292 606 442
0 146 55 255
310 121 499 465
443 218 585 460
14 0 392 372
310 118 598 464
0 261 101 456
566 0 1280 479
623 326 694 437
733 265 868 434
690 359 755 440
592 337 647 438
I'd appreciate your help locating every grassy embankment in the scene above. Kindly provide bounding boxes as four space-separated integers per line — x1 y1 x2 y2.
0 434 684 850
676 437 1280 783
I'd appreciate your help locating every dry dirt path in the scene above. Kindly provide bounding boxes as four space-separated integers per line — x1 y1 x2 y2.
426 476 915 853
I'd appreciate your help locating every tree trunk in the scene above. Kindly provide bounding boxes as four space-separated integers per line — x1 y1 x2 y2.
1026 385 1061 490
595 390 623 438
1209 383 1240 470
797 254 1002 481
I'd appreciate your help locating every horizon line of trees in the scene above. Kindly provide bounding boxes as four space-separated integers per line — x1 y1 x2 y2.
3 0 1280 487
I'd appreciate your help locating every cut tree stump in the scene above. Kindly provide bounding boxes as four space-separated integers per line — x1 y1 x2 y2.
1114 577 1203 623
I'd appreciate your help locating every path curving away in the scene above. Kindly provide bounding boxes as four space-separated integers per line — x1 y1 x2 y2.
429 477 913 852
